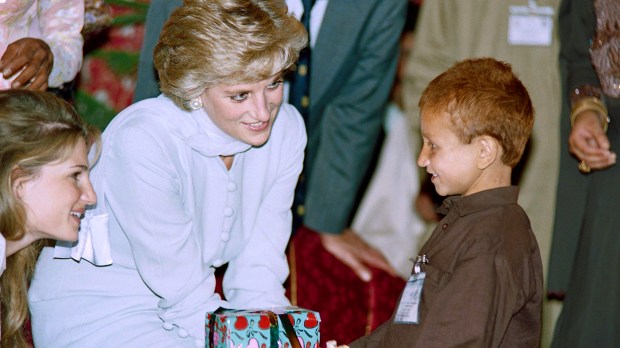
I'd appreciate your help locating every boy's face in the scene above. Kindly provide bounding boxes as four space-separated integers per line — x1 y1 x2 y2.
417 110 484 197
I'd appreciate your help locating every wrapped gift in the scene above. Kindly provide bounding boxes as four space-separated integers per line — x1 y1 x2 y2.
206 307 320 348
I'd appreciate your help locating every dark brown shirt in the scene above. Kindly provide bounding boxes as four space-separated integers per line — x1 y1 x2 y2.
350 186 543 347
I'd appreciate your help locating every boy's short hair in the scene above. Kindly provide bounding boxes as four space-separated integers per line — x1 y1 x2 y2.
419 57 534 167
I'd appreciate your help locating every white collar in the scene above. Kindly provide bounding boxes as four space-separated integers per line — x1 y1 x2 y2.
182 107 252 157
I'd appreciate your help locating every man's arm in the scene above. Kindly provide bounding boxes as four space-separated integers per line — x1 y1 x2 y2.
304 0 407 281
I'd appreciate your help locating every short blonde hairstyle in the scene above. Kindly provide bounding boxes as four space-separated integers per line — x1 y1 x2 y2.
154 0 308 110
419 58 534 167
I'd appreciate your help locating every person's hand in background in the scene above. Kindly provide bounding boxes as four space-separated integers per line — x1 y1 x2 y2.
569 110 616 170
0 38 53 90
319 228 397 282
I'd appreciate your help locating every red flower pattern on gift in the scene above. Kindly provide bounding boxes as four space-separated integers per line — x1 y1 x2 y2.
258 315 271 330
234 317 249 331
304 313 319 329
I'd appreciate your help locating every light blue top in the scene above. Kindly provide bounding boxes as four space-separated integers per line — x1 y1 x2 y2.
29 95 306 347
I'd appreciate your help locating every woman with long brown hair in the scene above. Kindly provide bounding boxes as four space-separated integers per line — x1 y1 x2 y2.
0 89 98 347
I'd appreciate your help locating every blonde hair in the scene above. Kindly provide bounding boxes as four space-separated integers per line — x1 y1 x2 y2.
0 90 100 348
154 0 308 110
419 58 534 167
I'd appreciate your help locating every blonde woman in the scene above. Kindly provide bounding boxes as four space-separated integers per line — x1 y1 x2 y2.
0 89 98 347
29 0 307 347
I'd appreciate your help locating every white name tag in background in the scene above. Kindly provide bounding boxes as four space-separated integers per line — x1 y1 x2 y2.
508 5 554 46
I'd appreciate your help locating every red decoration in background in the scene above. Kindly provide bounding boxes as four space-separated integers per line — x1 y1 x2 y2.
79 4 145 113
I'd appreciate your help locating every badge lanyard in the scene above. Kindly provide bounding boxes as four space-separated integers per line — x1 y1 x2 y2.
394 255 430 324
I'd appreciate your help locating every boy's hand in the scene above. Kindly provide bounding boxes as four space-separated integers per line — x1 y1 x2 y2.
569 110 616 170
0 38 53 90
325 341 349 348
318 228 396 282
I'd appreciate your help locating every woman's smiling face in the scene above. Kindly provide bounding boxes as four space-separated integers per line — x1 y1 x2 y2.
18 138 96 242
200 74 285 147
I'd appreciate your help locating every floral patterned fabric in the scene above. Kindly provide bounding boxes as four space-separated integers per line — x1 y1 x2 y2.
75 1 147 130
0 0 84 88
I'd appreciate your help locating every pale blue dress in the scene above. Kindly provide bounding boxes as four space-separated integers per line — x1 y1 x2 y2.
28 95 306 347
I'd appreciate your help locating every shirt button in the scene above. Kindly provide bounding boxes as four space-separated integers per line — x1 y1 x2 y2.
178 328 189 338
213 259 223 267
162 322 174 331
296 204 305 216
221 232 230 242
442 223 448 230
224 207 234 217
227 182 237 192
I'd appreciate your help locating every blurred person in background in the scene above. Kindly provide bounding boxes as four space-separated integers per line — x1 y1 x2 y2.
0 0 84 92
548 0 620 346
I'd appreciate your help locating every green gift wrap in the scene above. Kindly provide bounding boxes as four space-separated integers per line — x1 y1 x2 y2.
206 307 321 348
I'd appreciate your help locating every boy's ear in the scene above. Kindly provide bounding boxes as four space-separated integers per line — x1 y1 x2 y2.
476 136 500 169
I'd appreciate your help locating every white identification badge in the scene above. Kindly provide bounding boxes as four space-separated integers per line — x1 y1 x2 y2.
394 272 426 324
508 3 554 46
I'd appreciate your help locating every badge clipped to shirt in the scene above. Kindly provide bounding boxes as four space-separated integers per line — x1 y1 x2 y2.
508 0 554 46
395 255 429 325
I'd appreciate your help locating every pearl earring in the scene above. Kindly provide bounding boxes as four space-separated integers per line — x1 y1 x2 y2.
189 98 202 110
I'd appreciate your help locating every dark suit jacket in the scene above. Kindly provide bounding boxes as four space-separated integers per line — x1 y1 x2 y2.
133 0 183 102
303 0 406 233
133 0 407 234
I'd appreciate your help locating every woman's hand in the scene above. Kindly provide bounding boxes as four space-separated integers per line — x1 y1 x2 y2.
0 38 53 90
319 228 397 282
569 110 616 170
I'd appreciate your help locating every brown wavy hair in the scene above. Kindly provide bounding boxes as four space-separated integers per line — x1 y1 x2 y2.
0 90 100 348
154 0 308 110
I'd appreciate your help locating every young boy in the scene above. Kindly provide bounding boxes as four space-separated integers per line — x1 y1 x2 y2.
348 57 543 347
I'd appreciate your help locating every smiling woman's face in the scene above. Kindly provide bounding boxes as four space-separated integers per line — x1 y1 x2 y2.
200 73 285 147
17 138 97 242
